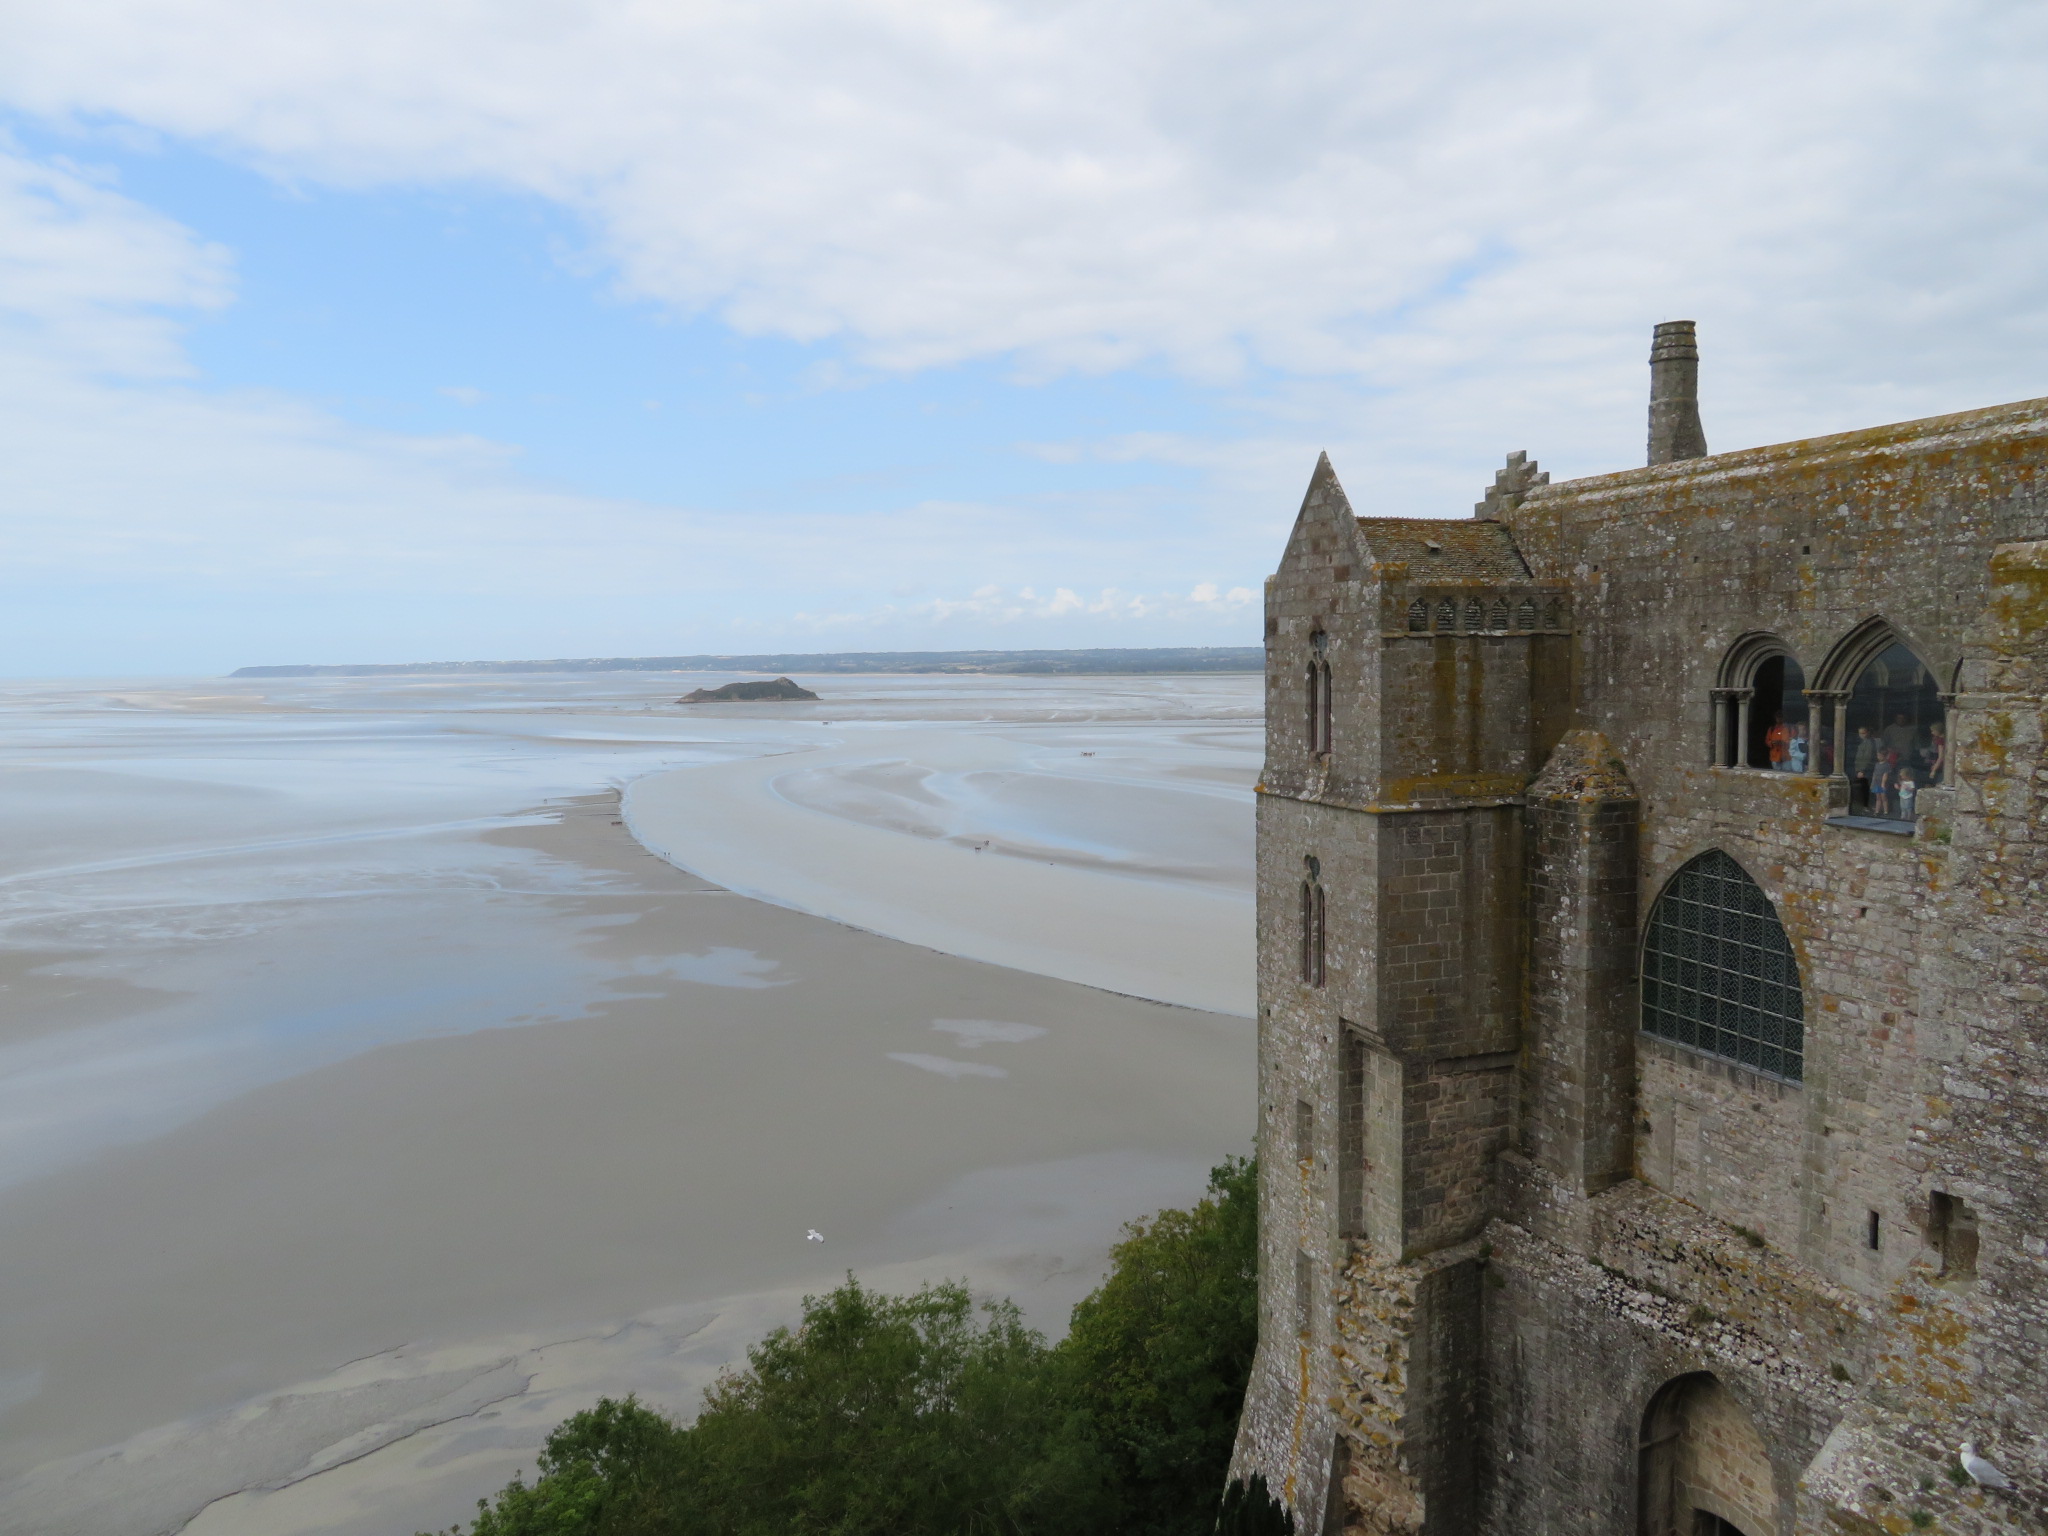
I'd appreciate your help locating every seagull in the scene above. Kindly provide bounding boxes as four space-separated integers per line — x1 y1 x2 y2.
805 1229 824 1243
1960 1443 2013 1489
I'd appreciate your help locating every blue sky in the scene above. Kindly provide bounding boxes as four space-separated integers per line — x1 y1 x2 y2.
0 1 2043 675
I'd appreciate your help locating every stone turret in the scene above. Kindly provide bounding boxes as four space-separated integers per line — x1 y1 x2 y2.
1647 320 1707 464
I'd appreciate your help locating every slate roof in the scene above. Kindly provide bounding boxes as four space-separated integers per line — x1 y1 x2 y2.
1354 517 1531 582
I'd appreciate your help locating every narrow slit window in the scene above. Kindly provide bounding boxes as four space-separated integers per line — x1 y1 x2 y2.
1294 1249 1314 1337
1306 632 1332 756
1299 868 1327 988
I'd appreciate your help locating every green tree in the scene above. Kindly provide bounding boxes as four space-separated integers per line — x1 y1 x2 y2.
682 1276 1097 1536
1052 1155 1261 1536
435 1157 1261 1536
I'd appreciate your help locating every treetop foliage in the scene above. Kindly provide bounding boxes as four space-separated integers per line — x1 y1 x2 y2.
429 1156 1279 1536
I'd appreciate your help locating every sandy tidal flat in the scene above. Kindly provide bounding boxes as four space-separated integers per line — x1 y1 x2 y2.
0 673 1259 1536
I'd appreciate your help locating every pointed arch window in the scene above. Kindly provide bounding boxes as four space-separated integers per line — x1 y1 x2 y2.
1812 620 1948 820
1306 631 1333 757
1300 855 1326 988
1641 850 1803 1081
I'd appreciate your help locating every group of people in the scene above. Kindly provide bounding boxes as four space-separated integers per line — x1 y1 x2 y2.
1763 716 1811 774
1763 710 1946 820
1852 713 1946 817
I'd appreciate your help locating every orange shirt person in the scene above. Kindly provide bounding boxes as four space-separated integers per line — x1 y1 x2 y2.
1765 712 1792 770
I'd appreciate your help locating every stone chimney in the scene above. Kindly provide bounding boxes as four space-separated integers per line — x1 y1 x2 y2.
1647 320 1707 465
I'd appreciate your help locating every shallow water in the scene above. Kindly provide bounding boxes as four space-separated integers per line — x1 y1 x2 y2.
0 670 1262 1536
0 671 1259 1185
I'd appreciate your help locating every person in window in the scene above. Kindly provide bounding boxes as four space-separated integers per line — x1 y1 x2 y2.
1766 711 1791 771
1925 724 1947 785
1851 726 1878 806
1883 711 1918 759
1787 722 1809 774
1871 749 1899 817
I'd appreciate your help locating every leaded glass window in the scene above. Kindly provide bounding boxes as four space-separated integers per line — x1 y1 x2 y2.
1641 850 1803 1081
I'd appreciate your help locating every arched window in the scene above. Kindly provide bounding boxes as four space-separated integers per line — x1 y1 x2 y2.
1712 633 1807 771
1543 598 1562 628
1642 850 1803 1081
1814 619 1948 820
1435 600 1456 632
1488 599 1509 630
1845 642 1944 818
1300 855 1326 987
1407 598 1429 632
1463 598 1484 629
1306 631 1332 757
1516 598 1537 630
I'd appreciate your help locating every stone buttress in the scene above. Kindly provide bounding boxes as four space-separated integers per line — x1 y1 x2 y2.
1230 453 1568 1532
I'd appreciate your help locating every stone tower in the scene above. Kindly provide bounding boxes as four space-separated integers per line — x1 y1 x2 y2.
1231 329 2048 1535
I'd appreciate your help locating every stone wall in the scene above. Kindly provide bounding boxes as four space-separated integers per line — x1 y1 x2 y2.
1234 389 2048 1535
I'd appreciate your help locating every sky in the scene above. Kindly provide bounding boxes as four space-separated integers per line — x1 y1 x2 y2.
0 1 2044 675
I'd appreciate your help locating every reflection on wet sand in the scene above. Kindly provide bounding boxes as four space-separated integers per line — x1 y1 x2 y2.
0 673 1258 1536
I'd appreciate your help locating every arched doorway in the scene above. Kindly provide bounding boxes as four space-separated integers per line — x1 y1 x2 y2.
1638 1374 1777 1536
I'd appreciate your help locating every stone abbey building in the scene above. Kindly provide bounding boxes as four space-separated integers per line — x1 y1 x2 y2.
1230 324 2046 1535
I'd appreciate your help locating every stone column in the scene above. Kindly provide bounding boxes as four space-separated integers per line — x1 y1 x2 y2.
1804 689 1846 778
1709 689 1741 766
1733 689 1755 769
1522 731 1641 1195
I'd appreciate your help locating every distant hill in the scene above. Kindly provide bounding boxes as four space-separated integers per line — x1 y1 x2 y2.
230 647 1265 678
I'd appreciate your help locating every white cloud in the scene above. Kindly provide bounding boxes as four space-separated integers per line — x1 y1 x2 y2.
787 580 1257 636
0 0 2042 421
0 2 2044 667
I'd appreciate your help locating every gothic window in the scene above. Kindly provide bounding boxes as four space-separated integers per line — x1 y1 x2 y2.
1305 632 1332 757
1844 641 1945 820
1488 599 1509 630
1641 850 1804 1081
1435 600 1457 632
1463 598 1484 628
1300 856 1326 988
1407 598 1429 632
1543 598 1562 628
1516 598 1537 630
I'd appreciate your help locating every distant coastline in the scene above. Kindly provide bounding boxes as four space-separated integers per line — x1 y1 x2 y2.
230 646 1265 678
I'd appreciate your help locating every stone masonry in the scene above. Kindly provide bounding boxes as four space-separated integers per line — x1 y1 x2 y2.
1230 326 2048 1535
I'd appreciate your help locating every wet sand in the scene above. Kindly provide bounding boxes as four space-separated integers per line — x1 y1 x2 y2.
625 722 1256 1016
0 797 1253 1536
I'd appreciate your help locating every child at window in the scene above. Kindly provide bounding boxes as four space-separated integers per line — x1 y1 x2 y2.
1871 749 1898 817
1925 724 1947 785
1787 723 1808 774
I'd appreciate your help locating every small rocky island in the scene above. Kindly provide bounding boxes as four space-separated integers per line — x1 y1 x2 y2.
678 676 820 703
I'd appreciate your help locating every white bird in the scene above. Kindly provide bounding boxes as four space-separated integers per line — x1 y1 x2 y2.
805 1229 824 1243
1960 1443 2013 1489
